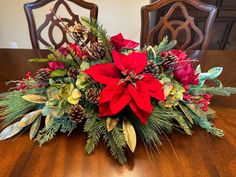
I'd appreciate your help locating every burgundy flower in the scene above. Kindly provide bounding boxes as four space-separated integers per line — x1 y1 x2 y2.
84 50 164 124
163 50 199 86
110 33 139 51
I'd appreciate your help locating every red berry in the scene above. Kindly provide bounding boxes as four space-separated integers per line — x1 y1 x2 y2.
184 85 189 91
26 72 31 77
204 94 212 101
202 106 208 112
184 94 191 101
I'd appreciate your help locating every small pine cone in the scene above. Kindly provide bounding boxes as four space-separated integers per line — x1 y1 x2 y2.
70 23 89 41
35 68 50 81
68 104 85 123
85 88 101 104
68 67 80 81
88 42 106 59
144 60 159 77
162 52 178 70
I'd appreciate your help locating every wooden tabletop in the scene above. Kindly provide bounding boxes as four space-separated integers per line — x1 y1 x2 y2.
0 49 236 177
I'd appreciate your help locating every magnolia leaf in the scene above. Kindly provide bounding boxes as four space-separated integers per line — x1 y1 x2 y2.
196 65 201 74
179 104 193 124
80 61 90 70
0 122 23 140
106 117 119 132
45 115 53 128
186 103 207 119
123 119 136 152
18 110 42 127
22 94 46 104
206 107 216 118
50 69 67 77
29 116 41 140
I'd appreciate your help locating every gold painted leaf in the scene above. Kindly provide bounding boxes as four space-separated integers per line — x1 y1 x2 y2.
206 107 216 118
123 119 137 153
186 103 207 119
0 122 23 140
18 110 42 127
22 94 46 104
179 104 193 124
29 116 41 140
45 115 53 128
106 117 119 132
164 82 173 97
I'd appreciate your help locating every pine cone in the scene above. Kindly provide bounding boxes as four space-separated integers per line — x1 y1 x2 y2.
68 104 85 123
68 67 80 81
88 42 106 59
144 60 159 77
35 68 50 82
85 88 101 104
162 52 178 70
70 22 89 42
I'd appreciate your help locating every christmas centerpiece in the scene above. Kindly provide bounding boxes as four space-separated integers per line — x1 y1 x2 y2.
1 18 236 164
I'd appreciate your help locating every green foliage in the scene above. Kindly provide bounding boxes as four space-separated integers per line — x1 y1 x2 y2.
35 117 77 146
173 114 192 135
84 114 106 154
103 125 127 165
81 17 112 60
84 112 127 165
184 105 224 137
154 36 177 55
190 86 236 96
29 57 75 66
130 106 173 151
0 91 37 126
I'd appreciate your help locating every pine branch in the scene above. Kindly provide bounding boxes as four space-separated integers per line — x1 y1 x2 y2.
81 17 112 60
0 91 37 126
154 36 177 54
35 117 77 146
184 105 224 137
190 86 236 96
29 57 75 66
103 125 127 165
173 115 192 135
84 114 105 154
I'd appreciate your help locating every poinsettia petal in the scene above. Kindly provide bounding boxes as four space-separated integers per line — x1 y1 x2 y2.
129 100 151 125
137 74 165 101
123 39 139 49
110 83 131 114
99 102 113 117
99 85 117 103
112 50 147 74
84 63 121 85
110 33 124 50
128 84 153 112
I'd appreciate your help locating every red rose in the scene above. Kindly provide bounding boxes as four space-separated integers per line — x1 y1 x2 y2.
110 33 139 51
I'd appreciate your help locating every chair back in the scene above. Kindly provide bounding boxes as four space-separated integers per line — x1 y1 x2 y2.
141 0 217 50
24 0 98 49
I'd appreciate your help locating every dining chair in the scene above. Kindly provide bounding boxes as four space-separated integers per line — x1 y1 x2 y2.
140 0 217 51
24 0 98 49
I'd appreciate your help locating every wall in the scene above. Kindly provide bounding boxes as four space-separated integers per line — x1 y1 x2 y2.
0 0 149 48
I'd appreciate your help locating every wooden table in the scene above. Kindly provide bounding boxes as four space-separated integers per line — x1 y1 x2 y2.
0 49 236 177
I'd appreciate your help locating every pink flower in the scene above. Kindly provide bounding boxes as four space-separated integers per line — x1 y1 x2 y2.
163 50 199 86
84 50 164 124
110 33 139 51
48 62 66 70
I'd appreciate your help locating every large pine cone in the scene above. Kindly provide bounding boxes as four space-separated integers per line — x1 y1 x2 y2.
85 88 101 104
88 42 106 59
68 104 85 123
144 60 159 77
70 23 89 42
35 68 50 82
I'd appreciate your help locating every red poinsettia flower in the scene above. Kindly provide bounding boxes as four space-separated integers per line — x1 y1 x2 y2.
110 33 139 51
84 50 164 124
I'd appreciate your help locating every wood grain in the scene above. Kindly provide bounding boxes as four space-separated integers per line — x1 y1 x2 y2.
0 49 236 177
